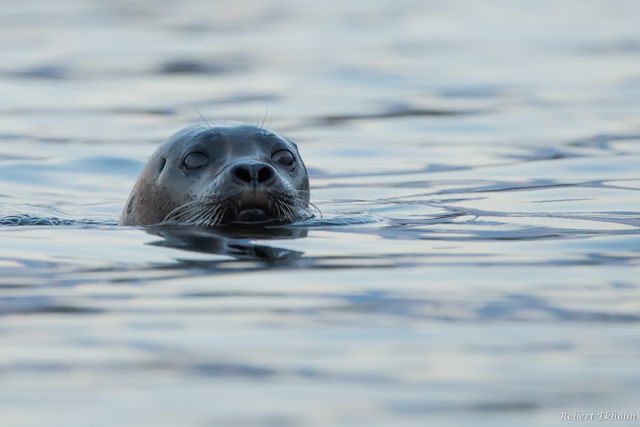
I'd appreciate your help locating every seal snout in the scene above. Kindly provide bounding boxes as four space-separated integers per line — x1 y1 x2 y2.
231 161 276 187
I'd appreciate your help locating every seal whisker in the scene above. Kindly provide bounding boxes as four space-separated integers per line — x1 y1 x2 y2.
272 199 284 221
193 204 214 226
287 204 296 222
210 204 225 226
281 203 291 223
261 103 269 129
272 198 285 221
164 200 202 223
285 202 296 222
306 201 322 218
209 205 225 227
214 206 225 226
277 200 291 222
194 107 212 129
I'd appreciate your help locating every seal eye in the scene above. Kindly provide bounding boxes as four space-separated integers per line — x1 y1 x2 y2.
272 150 294 167
183 152 209 170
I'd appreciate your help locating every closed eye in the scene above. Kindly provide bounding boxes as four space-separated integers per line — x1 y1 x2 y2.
183 152 209 170
272 149 294 166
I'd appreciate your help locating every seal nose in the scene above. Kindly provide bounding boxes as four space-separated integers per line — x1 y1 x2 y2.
231 162 275 186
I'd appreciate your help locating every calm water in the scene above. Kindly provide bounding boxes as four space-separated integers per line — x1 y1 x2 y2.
1 1 640 426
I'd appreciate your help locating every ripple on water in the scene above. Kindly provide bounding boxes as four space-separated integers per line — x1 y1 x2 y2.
1 0 640 426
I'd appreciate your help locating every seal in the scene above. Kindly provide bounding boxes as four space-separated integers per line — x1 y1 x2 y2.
119 121 311 227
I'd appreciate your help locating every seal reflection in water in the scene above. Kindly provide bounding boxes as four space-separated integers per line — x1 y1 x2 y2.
120 121 312 227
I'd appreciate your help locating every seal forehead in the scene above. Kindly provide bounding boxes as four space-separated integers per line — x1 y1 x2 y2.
205 124 290 146
253 129 287 142
170 122 286 141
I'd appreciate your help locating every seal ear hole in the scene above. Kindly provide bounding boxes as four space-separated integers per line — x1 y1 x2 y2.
126 196 135 215
158 157 167 175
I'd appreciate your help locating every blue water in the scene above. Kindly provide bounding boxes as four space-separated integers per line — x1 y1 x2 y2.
1 1 639 426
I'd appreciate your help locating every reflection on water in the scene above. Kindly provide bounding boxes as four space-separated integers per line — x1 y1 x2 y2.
1 0 640 426
148 224 306 263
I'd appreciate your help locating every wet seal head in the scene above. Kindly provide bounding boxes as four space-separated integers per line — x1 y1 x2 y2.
119 121 311 228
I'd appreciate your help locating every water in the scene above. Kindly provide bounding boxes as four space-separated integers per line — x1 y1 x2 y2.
1 1 640 426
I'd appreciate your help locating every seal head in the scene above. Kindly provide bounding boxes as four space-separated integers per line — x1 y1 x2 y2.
120 121 311 227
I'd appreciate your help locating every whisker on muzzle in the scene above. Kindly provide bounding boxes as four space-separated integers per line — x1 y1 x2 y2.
162 191 314 228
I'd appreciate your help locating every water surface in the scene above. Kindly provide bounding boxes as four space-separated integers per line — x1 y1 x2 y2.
1 1 639 426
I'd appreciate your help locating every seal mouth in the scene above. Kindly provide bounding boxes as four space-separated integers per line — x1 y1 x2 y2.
164 190 310 228
228 194 279 225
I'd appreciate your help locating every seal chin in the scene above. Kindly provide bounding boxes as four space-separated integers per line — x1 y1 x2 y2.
235 207 271 224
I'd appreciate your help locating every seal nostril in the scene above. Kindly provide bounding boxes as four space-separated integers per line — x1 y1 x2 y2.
234 166 252 183
257 166 273 183
233 163 274 185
